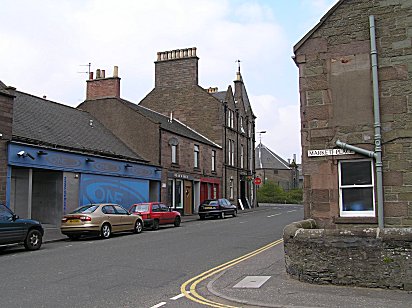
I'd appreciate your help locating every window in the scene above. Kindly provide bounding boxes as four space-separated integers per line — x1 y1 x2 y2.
113 205 128 215
175 180 183 209
240 144 244 168
240 117 245 134
229 179 234 199
339 160 375 217
228 109 234 128
194 145 199 168
212 150 216 172
171 144 177 164
231 140 235 166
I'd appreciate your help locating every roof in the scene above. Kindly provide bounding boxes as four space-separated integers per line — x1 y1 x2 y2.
211 91 227 102
255 143 290 170
0 80 15 97
293 0 344 53
119 98 221 148
12 91 146 162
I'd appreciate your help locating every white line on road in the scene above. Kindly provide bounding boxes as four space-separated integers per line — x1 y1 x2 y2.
150 302 167 308
287 210 297 213
267 213 281 218
170 291 190 300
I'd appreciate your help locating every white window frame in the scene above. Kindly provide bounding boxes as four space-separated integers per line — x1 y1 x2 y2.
231 140 235 166
228 139 232 165
229 179 234 199
194 145 199 168
212 150 216 172
171 144 177 164
240 144 244 168
338 159 375 217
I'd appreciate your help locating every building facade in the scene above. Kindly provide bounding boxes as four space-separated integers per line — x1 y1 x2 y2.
255 143 300 190
139 48 257 208
79 68 223 214
294 0 412 228
2 80 160 225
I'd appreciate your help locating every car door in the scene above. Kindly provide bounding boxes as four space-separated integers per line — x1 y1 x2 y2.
159 203 173 224
151 203 161 223
0 205 26 245
113 205 134 231
102 205 122 232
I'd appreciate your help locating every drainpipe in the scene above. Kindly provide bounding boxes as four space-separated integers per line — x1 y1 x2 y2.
369 15 384 230
336 15 384 229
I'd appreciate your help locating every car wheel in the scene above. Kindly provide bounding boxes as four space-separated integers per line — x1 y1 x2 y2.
220 211 225 219
174 216 181 227
233 210 237 217
152 219 159 231
24 229 42 251
101 223 111 239
134 220 143 234
199 214 205 220
68 234 80 240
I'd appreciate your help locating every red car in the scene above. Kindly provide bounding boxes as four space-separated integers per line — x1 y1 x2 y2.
129 202 181 230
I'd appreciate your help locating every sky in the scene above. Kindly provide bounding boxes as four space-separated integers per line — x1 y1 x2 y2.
0 0 338 163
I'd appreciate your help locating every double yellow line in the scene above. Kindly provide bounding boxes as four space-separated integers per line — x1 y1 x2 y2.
180 238 283 307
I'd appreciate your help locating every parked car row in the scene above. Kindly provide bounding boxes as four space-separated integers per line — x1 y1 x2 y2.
1 198 238 251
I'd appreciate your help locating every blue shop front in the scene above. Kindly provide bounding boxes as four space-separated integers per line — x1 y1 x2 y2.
7 142 161 226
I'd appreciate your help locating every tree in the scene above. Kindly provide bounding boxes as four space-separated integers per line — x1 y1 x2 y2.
257 181 302 204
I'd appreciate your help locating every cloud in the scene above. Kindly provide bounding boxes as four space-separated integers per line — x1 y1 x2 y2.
252 94 301 161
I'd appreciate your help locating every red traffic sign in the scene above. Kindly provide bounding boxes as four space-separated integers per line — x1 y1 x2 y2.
254 177 262 185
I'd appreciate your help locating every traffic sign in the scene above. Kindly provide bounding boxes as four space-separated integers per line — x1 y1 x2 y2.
254 177 262 185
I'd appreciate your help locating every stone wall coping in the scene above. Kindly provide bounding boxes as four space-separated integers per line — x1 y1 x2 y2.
283 220 412 242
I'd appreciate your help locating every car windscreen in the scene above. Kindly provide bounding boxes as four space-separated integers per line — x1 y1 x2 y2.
71 205 99 214
132 204 150 212
204 200 218 206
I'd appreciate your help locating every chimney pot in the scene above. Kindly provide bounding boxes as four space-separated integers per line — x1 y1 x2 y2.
113 66 118 77
102 70 105 78
96 69 101 79
89 71 94 80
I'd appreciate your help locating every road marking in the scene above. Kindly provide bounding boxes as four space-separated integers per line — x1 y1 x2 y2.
287 210 297 213
150 302 166 308
238 221 247 224
267 213 281 218
233 276 271 288
181 238 283 308
170 292 190 300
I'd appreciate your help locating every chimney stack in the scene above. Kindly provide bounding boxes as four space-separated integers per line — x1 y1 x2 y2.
155 47 199 88
86 66 121 100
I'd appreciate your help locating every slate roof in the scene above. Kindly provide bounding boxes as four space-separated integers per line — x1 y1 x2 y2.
255 143 290 170
118 98 221 148
12 91 146 162
211 91 227 102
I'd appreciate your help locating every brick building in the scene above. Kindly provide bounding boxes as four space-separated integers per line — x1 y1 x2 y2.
0 79 160 225
139 48 257 208
294 0 412 228
79 67 222 214
0 82 14 205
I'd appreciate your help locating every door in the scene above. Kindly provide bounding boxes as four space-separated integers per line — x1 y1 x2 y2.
102 205 122 232
0 205 26 244
159 203 174 224
184 181 193 215
113 205 134 231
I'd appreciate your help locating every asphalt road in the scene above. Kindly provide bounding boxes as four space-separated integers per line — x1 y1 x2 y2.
0 204 303 308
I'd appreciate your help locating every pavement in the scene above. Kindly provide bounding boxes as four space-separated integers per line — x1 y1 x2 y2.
42 206 412 308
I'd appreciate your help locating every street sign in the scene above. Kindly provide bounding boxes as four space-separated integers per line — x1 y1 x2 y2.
254 177 262 185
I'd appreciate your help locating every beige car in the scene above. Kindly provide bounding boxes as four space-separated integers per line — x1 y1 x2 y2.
61 203 143 240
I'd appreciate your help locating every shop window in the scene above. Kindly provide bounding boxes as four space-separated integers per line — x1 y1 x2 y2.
175 179 183 209
339 160 375 217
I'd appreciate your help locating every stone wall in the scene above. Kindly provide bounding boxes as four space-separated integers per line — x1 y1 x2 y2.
294 0 412 227
283 220 412 290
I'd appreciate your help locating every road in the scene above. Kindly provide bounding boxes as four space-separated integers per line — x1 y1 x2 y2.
0 204 303 308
